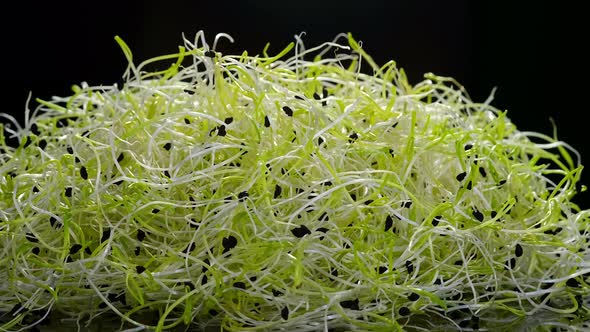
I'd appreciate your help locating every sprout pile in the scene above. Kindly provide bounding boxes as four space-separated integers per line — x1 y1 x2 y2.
1 32 590 331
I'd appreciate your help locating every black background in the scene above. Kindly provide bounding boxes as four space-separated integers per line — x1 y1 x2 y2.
4 1 587 207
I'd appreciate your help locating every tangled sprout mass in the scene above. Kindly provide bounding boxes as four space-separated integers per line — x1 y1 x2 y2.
1 32 590 331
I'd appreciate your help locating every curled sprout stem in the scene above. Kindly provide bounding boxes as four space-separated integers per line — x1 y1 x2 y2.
1 31 589 331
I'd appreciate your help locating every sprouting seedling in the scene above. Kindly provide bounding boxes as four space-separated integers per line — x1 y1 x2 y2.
0 30 589 332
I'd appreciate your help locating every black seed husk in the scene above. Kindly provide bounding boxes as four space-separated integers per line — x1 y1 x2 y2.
316 227 329 240
515 243 523 257
340 299 360 310
472 208 484 222
281 306 289 320
26 233 38 243
282 106 293 117
80 166 88 180
31 123 40 135
291 225 311 238
69 244 82 255
238 191 249 201
137 229 146 242
100 228 111 243
478 167 487 177
274 185 282 198
399 306 410 316
506 258 516 270
405 260 414 274
222 235 238 252
385 215 393 232
330 268 338 277
183 242 196 254
456 172 467 182
217 125 227 136
432 215 442 226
